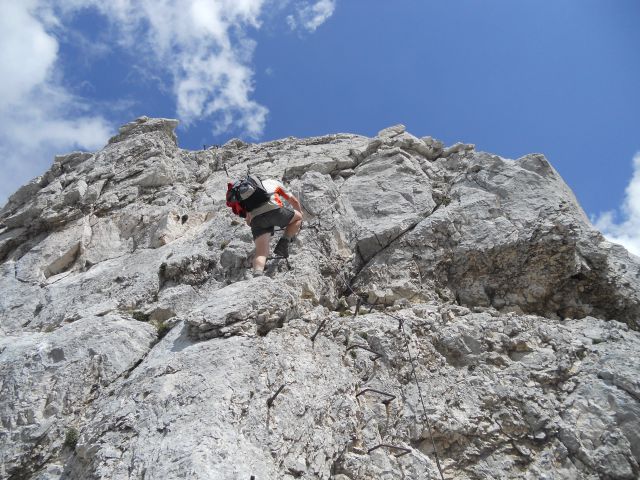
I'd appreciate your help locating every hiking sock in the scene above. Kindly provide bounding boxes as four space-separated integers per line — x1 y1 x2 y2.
253 269 264 277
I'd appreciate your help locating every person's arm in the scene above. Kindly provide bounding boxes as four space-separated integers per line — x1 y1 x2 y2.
245 211 252 226
287 193 302 214
276 186 302 214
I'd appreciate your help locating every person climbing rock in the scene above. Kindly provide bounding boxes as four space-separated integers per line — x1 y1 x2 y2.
226 175 303 277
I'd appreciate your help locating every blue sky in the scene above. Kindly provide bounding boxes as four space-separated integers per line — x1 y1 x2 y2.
1 0 639 254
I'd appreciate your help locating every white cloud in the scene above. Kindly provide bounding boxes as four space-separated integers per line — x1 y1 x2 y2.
0 0 339 206
78 0 270 136
0 1 112 208
287 0 336 32
593 152 640 257
0 1 56 108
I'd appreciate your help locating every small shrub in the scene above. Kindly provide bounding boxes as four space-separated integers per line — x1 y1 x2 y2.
155 321 171 339
64 428 79 450
132 311 150 322
220 240 230 250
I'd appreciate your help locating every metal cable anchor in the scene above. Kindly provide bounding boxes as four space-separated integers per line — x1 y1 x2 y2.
345 344 382 362
266 384 285 408
368 444 411 457
356 388 396 405
310 318 328 342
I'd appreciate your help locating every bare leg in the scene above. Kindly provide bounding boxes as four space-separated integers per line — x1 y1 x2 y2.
284 210 303 239
253 233 271 271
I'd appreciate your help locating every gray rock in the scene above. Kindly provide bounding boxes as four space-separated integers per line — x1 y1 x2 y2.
1 118 639 480
0 315 156 479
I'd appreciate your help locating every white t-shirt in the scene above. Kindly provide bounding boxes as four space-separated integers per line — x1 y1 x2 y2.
250 178 292 216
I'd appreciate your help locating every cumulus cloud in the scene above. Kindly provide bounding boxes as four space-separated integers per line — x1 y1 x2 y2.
66 0 270 136
593 152 640 257
0 0 338 206
287 0 336 32
0 1 112 207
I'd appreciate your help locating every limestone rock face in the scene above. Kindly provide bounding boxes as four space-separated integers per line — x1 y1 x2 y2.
1 117 639 480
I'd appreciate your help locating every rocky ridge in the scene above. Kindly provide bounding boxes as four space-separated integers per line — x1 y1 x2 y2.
0 116 639 479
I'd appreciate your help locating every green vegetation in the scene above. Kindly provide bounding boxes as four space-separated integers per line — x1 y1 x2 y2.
131 311 150 322
155 321 171 339
64 428 79 450
128 309 172 339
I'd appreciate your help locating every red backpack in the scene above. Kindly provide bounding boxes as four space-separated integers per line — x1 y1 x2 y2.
226 182 247 218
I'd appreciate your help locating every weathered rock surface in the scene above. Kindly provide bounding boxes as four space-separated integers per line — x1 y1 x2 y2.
1 117 639 479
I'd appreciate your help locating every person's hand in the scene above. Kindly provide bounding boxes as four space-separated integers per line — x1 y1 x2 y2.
288 194 302 213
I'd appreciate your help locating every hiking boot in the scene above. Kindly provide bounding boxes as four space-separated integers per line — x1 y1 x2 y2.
243 269 264 280
273 237 290 258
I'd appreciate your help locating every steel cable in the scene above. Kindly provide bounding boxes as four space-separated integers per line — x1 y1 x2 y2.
338 273 446 480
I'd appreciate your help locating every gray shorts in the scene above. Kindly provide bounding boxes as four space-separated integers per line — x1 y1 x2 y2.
251 207 295 239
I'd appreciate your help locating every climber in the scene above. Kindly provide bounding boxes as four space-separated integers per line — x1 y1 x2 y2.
226 175 303 277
